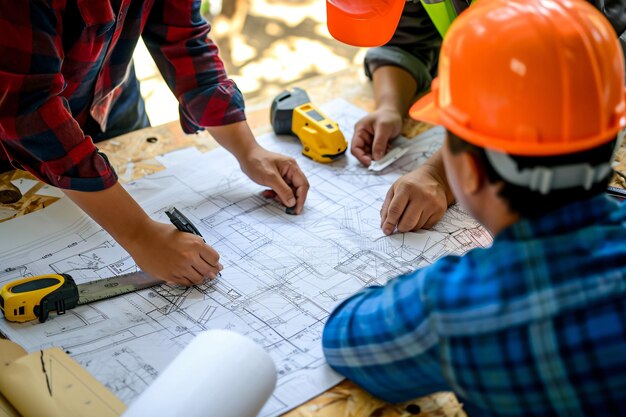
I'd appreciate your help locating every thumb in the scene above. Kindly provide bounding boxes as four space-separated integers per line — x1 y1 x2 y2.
268 174 296 207
372 127 391 161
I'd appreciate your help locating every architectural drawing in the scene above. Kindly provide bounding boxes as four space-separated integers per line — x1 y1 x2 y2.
0 100 491 416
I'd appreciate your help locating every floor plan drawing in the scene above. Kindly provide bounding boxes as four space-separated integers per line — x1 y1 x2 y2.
0 100 492 416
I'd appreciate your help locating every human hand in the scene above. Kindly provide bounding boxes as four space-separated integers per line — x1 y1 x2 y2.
239 145 309 214
126 219 223 286
351 108 403 166
380 166 449 235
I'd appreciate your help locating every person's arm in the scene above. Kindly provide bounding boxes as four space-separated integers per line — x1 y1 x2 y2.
588 0 626 67
0 2 220 285
206 121 308 214
0 2 118 192
351 66 417 166
352 1 441 166
380 149 454 235
322 268 449 402
142 0 309 213
64 184 222 285
590 0 626 39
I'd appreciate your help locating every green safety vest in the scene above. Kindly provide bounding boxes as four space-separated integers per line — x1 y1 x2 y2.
420 0 475 37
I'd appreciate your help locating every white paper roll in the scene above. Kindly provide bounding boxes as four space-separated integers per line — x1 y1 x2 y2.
123 330 277 417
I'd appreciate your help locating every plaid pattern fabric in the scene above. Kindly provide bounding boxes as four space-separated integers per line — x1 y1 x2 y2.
323 195 626 416
0 0 245 191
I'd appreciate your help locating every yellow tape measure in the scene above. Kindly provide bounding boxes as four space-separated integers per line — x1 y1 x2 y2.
0 274 79 323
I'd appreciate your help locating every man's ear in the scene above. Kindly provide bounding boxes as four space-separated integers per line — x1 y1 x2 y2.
458 151 484 195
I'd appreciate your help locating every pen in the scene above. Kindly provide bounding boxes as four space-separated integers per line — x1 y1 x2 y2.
165 207 222 277
165 207 203 238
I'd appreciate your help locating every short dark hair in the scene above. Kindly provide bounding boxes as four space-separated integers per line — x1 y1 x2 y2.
446 130 616 218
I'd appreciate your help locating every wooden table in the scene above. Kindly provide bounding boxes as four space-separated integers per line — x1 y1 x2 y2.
1 66 625 417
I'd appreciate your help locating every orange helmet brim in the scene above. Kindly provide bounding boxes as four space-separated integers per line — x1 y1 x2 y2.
409 90 441 127
326 0 405 47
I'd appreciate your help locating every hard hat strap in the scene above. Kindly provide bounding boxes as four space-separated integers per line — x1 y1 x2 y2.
484 149 613 195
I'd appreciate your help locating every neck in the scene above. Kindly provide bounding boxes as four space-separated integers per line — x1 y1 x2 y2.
473 184 521 236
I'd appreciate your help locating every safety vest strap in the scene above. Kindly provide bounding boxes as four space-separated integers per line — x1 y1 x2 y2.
420 0 472 37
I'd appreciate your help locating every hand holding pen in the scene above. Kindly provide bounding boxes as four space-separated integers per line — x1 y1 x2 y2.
164 207 223 282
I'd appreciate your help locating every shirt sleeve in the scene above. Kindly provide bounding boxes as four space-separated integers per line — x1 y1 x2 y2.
0 2 117 191
322 266 450 403
364 1 442 94
141 0 246 133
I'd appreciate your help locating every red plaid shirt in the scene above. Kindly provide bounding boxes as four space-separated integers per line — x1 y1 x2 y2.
0 0 245 191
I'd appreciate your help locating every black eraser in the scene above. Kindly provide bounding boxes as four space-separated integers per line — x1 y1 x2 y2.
285 205 296 215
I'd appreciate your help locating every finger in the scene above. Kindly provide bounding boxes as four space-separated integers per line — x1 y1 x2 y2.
261 190 286 210
422 211 444 230
285 163 309 214
352 123 374 143
352 147 372 166
185 265 205 285
294 182 308 214
194 250 221 275
381 191 410 235
354 118 375 137
261 189 276 199
171 274 195 287
193 262 221 280
397 200 425 232
199 245 220 268
351 131 373 166
380 187 394 228
372 126 393 161
268 173 297 208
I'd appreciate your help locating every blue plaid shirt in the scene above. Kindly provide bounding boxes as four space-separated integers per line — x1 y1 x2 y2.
323 195 626 416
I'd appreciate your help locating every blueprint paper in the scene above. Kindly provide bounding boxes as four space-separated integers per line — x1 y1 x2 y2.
0 100 491 417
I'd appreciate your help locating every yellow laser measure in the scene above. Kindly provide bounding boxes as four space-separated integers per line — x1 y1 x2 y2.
270 87 347 163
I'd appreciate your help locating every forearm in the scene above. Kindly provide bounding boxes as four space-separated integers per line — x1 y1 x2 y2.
372 66 418 115
65 182 223 286
63 183 150 249
322 272 447 402
422 149 455 206
206 120 260 160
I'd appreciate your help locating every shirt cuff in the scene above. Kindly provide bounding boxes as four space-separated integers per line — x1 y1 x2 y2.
179 80 247 134
364 46 433 93
38 141 118 192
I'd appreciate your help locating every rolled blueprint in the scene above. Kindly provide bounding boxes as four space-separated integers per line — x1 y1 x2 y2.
122 330 276 417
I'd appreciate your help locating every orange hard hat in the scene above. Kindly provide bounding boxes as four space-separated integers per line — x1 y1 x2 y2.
326 0 405 47
410 0 626 156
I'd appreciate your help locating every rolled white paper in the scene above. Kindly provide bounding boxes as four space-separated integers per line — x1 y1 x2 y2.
122 330 277 417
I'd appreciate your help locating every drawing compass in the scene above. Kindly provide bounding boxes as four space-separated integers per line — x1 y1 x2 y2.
0 271 163 323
